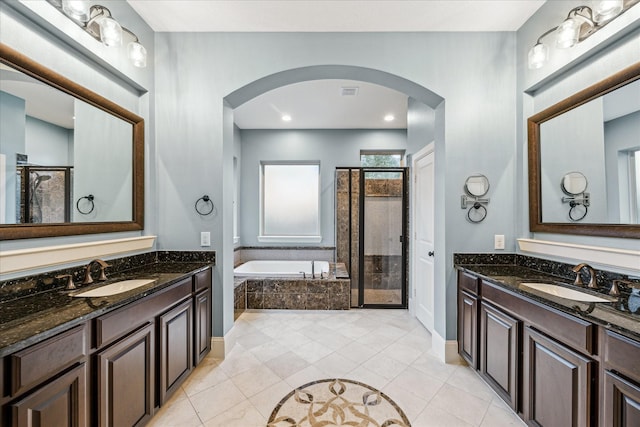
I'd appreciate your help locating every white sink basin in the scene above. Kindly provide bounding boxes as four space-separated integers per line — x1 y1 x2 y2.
72 279 155 297
520 283 610 303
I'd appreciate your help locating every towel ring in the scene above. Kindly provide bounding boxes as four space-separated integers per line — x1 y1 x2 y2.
467 202 487 223
76 194 95 215
195 195 215 216
568 202 588 222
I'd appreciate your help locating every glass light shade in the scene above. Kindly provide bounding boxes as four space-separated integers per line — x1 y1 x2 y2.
592 0 623 23
128 41 147 68
62 0 90 22
528 43 548 69
98 16 122 47
556 18 580 49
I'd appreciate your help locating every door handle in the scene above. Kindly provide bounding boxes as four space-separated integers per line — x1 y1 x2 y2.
428 251 434 257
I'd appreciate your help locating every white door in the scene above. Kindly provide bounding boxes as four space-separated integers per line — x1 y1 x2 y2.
412 144 435 331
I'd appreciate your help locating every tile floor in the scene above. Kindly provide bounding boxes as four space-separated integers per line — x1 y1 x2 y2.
148 309 525 427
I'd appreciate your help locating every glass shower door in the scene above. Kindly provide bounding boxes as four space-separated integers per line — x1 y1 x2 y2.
361 169 406 307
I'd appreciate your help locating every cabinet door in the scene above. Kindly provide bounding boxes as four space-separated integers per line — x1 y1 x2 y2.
96 323 154 427
458 290 478 368
194 288 212 365
10 363 86 427
159 299 193 405
603 371 640 427
523 326 595 427
480 302 520 410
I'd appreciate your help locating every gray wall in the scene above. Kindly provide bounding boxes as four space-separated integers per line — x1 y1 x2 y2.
238 128 408 248
604 110 640 223
155 31 517 340
0 90 25 224
516 1 640 258
25 116 73 166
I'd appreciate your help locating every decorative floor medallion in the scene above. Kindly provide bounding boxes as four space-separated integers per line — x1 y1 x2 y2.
268 378 411 427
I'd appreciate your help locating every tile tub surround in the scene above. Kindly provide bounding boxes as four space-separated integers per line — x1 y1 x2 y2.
0 251 215 357
454 253 640 341
235 263 350 311
234 277 247 320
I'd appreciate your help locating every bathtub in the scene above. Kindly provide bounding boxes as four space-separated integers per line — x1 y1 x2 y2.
234 260 330 277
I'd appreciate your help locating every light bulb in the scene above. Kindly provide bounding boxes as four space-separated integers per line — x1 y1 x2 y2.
556 18 580 49
98 16 122 47
62 0 90 22
282 114 292 122
128 41 147 68
528 43 549 69
592 0 623 23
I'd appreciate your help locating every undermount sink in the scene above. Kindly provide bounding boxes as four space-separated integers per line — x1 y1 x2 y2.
520 282 610 303
71 279 156 297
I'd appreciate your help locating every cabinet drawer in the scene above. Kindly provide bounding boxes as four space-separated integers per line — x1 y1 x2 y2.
194 268 212 293
458 271 479 295
10 324 86 397
603 330 640 382
482 280 595 355
94 278 192 348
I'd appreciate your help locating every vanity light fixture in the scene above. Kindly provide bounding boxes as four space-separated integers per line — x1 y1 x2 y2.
48 1 147 68
527 0 632 70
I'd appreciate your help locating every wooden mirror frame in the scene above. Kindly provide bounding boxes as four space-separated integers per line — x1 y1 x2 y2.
0 43 144 240
527 61 640 239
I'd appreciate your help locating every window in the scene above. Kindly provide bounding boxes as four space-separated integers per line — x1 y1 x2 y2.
360 150 405 167
259 162 321 242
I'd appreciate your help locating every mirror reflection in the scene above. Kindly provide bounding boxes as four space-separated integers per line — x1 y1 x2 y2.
539 78 640 225
0 62 133 225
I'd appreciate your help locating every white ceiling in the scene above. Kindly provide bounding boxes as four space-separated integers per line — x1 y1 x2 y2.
127 1 545 33
126 0 545 129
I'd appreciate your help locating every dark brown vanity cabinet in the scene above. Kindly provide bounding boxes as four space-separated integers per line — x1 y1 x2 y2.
1 266 213 427
457 271 609 427
158 299 193 405
457 271 479 368
523 326 595 427
602 330 640 427
2 324 88 427
96 323 155 427
479 301 520 410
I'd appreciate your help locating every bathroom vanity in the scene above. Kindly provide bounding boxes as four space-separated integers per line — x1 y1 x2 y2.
0 257 212 427
456 256 639 427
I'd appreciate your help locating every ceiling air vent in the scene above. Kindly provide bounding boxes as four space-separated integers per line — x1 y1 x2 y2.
340 87 359 96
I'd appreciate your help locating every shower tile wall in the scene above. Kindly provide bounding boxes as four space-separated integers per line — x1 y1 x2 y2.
335 169 360 307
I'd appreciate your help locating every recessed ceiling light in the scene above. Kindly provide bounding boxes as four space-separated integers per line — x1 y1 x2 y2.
384 114 395 122
282 114 292 122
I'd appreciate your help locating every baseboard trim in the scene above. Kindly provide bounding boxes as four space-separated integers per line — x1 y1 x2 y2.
211 337 226 359
430 330 464 365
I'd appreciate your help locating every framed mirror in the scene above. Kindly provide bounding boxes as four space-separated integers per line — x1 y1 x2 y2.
528 61 640 238
0 43 144 240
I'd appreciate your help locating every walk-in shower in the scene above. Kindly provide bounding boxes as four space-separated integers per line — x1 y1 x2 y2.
335 167 408 308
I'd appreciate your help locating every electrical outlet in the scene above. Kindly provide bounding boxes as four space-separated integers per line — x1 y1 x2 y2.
200 232 211 247
494 234 505 250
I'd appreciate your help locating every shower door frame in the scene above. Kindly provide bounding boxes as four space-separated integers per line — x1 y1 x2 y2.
358 167 408 308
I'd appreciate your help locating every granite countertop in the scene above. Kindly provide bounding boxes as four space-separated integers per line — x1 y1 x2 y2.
456 264 640 341
0 262 212 358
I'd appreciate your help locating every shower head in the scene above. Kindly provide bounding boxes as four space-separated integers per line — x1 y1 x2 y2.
37 175 51 183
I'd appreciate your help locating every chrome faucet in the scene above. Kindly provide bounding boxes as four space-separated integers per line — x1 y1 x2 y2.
311 260 316 279
572 263 598 289
82 259 111 285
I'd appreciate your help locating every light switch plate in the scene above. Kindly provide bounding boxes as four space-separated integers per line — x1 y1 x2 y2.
200 232 211 247
494 234 505 250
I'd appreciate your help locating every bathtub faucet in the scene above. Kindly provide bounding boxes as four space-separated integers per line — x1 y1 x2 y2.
311 260 316 279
